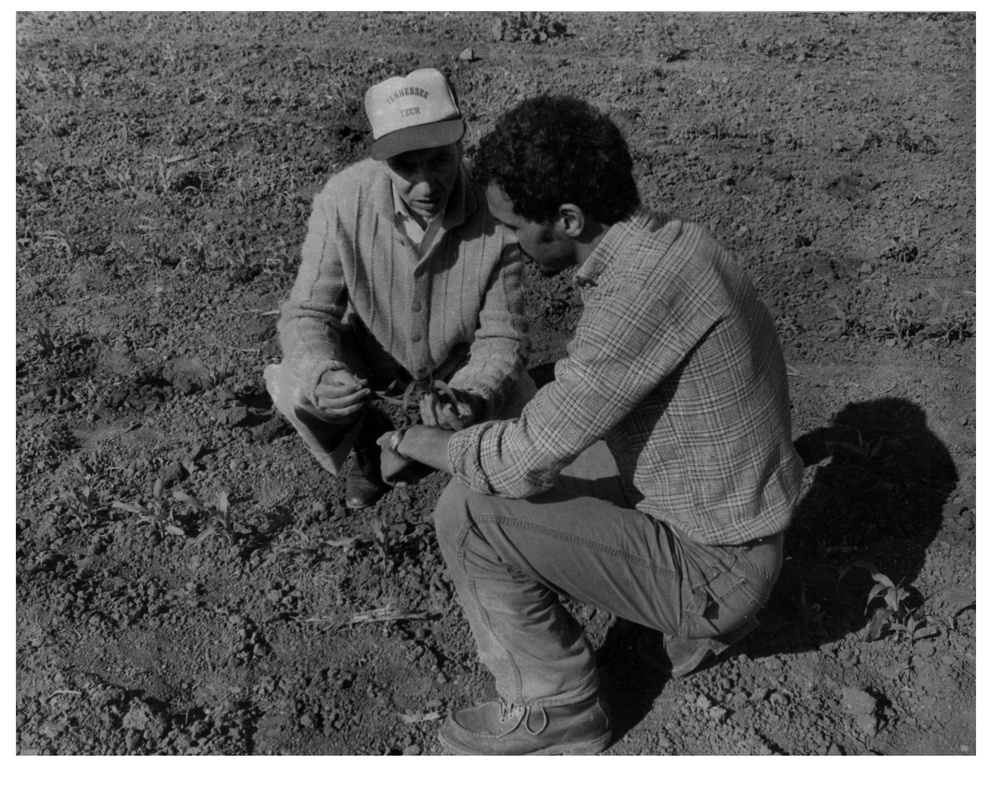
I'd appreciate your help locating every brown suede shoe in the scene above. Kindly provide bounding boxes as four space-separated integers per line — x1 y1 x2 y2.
344 408 393 509
637 616 759 678
438 693 612 755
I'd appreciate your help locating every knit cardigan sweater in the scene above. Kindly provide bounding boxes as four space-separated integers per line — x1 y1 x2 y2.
277 157 529 417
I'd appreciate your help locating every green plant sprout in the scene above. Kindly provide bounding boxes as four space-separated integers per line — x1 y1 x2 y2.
798 586 826 633
112 478 185 537
175 489 237 547
370 516 408 570
840 561 937 643
825 430 883 465
924 286 973 344
55 485 102 527
376 363 472 425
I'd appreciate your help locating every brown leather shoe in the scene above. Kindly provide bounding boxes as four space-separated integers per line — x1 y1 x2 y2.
637 616 759 678
345 454 389 509
438 693 611 756
344 408 393 509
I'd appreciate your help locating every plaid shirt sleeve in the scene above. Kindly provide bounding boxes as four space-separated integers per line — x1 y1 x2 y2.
447 210 803 545
448 237 721 497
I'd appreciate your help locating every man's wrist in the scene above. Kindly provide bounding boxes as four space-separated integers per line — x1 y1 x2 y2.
396 424 454 474
389 428 406 453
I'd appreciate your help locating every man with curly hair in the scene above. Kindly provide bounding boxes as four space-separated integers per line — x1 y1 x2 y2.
379 95 803 755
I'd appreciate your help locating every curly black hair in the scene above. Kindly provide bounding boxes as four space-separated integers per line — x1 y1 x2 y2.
471 95 639 225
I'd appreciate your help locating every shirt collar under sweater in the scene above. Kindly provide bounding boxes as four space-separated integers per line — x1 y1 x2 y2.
376 158 478 235
392 183 443 250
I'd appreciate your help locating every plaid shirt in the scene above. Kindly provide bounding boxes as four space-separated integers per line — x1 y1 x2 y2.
448 207 803 545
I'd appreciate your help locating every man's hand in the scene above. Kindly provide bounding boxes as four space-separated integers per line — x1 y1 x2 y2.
376 430 420 487
382 425 454 477
311 369 370 423
419 387 485 430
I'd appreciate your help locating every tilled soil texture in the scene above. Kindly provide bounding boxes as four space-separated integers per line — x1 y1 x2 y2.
16 12 975 756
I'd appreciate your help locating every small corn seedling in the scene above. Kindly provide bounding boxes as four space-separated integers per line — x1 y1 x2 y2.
840 561 936 643
23 318 57 358
370 516 408 570
377 362 479 428
886 301 918 345
112 479 186 537
826 429 883 465
798 586 827 634
175 490 237 547
55 484 102 528
924 286 973 345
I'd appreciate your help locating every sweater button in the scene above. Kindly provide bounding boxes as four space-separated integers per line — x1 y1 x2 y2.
412 301 422 312
411 332 422 343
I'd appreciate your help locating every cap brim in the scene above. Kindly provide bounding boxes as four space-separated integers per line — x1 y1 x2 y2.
370 118 465 161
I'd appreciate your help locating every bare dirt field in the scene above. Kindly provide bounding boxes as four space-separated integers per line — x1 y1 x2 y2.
15 11 975 757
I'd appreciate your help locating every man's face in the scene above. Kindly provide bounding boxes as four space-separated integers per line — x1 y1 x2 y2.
385 144 461 220
485 182 576 276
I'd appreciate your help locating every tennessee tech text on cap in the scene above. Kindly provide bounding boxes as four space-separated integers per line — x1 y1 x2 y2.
364 68 465 160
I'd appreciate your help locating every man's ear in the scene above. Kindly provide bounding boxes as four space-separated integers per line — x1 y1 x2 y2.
555 203 587 238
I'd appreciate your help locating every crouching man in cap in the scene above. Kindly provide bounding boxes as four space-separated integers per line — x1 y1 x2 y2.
266 68 532 509
380 95 803 755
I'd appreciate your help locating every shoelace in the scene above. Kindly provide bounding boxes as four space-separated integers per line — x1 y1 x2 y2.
498 698 520 725
499 699 548 736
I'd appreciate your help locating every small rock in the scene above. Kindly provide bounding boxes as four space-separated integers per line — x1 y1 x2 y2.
163 357 212 394
126 730 143 751
40 720 67 739
216 406 250 427
402 744 422 755
695 694 712 710
158 461 188 486
855 714 878 737
827 743 844 755
840 685 877 716
123 702 154 732
458 47 475 62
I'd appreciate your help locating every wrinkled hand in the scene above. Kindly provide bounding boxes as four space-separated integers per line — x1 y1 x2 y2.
311 369 370 423
419 387 484 430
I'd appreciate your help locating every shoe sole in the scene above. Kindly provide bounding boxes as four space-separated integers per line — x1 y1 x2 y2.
438 729 612 756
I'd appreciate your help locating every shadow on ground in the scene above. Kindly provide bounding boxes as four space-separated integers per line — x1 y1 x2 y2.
590 395 958 739
752 396 958 658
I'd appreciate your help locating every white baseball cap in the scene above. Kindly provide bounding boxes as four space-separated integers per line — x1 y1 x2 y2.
364 68 465 160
